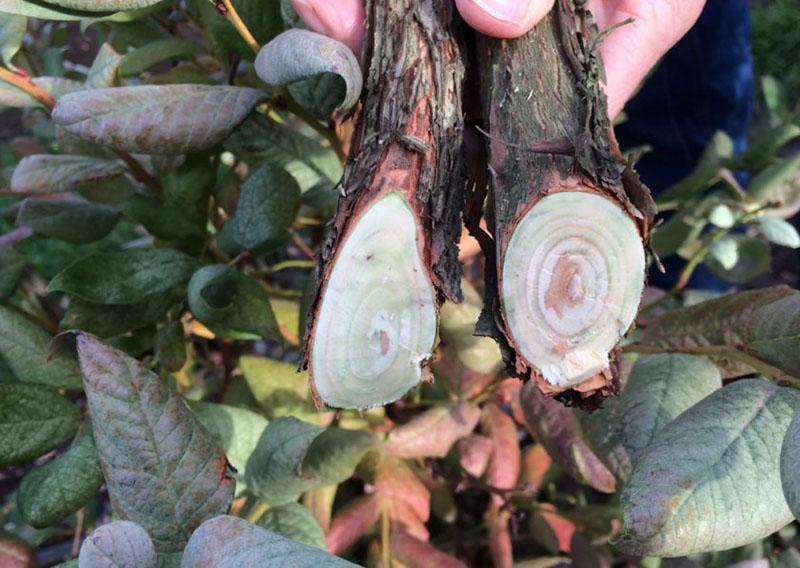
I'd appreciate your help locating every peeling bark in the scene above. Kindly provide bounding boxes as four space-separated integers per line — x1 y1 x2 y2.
303 0 466 408
473 0 656 409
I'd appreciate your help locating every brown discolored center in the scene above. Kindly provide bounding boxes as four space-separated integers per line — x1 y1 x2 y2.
379 329 391 355
544 255 585 318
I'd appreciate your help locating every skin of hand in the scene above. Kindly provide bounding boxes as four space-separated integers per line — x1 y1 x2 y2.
291 0 706 118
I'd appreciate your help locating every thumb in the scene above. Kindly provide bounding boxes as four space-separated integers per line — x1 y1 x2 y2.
455 0 555 38
292 0 365 55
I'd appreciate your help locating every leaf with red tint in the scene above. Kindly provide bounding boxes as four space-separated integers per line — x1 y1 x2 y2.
384 402 480 459
326 495 382 555
0 536 36 568
374 458 430 541
75 333 235 554
520 444 551 493
519 382 616 493
481 403 521 499
487 507 513 568
539 505 576 553
390 531 467 568
456 434 493 478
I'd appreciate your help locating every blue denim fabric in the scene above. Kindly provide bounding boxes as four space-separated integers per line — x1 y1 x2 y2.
615 0 754 290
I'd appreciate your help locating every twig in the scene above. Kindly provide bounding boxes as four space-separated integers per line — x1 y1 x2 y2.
380 504 391 567
0 66 55 109
3 301 59 334
115 151 161 192
72 508 85 558
291 234 316 259
0 226 32 250
214 0 261 55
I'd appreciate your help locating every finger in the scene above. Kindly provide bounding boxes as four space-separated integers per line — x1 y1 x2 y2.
589 0 706 118
455 0 554 39
292 0 365 55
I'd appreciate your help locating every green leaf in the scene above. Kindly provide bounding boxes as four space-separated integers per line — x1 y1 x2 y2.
63 291 180 337
781 410 800 520
0 0 115 20
17 199 120 244
75 333 235 554
0 14 26 66
384 402 481 459
0 76 83 108
582 354 721 481
120 194 205 241
10 154 126 194
0 383 80 466
78 521 156 568
618 379 800 556
86 43 123 88
187 265 280 340
0 304 82 389
255 29 362 112
153 321 186 372
519 382 616 493
636 286 800 382
192 0 283 60
289 73 347 121
118 38 198 77
52 85 267 155
182 515 356 567
0 249 27 301
299 427 376 485
244 416 323 506
49 249 199 304
657 131 734 206
239 355 315 420
730 123 800 171
17 429 103 528
705 234 770 284
650 208 706 257
187 401 269 496
707 204 736 229
749 154 800 217
224 163 300 254
758 215 800 248
256 503 325 549
225 114 342 192
34 0 162 12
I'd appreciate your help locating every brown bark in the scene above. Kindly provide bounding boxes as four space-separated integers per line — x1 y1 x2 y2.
302 0 467 397
472 0 656 408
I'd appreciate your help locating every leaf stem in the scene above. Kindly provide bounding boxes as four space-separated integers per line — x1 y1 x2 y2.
115 150 161 192
0 66 55 109
380 504 390 567
2 301 59 334
217 0 261 55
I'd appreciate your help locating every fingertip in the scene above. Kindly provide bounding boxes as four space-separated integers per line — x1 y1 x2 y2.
292 0 365 55
455 0 554 39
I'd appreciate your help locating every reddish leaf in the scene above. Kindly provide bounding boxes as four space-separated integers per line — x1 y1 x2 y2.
519 383 615 493
487 507 513 568
390 531 467 568
456 434 493 478
0 536 36 568
326 495 382 555
374 459 430 541
539 506 576 553
520 444 551 493
384 402 481 459
481 403 521 499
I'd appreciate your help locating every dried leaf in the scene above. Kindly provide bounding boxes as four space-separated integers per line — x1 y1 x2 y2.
75 333 235 553
52 85 266 155
481 403 521 494
519 383 615 493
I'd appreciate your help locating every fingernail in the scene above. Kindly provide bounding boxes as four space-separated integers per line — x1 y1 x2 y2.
471 0 529 22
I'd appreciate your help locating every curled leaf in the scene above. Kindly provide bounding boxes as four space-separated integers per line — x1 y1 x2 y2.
255 29 362 112
52 85 267 155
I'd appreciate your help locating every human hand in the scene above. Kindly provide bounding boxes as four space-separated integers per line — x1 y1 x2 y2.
291 0 706 118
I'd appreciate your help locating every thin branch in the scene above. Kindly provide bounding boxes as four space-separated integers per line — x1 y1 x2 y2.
115 150 161 192
0 67 55 109
214 0 261 54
